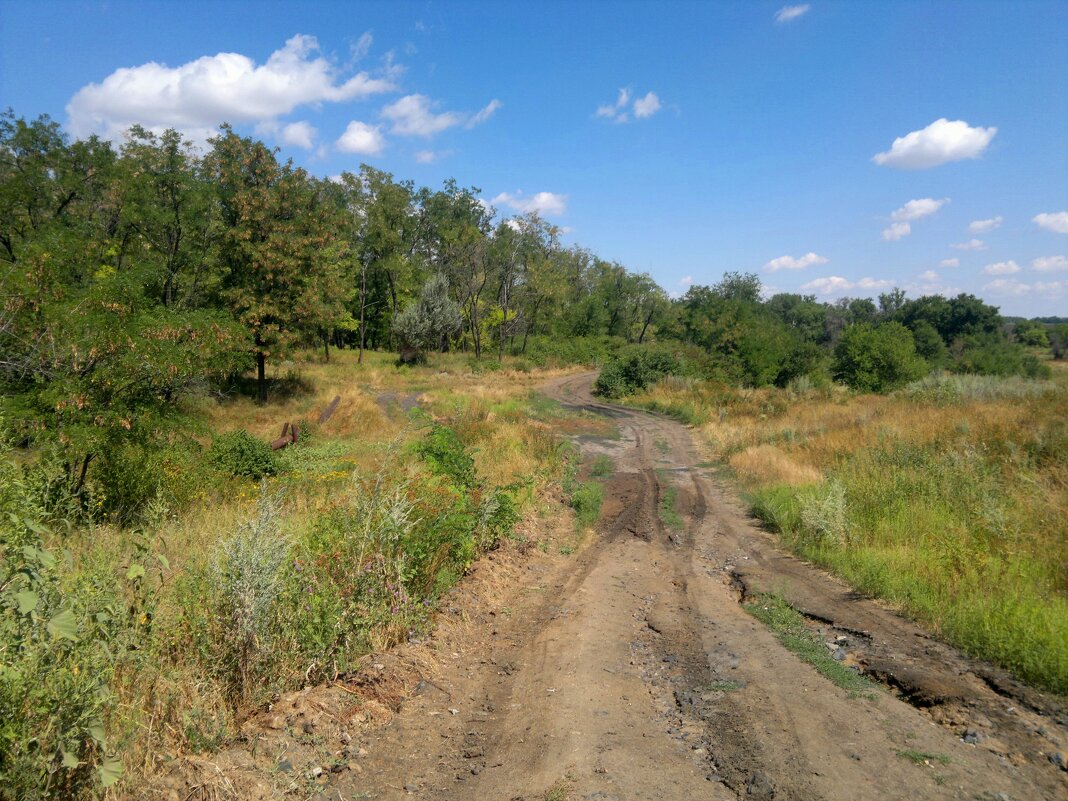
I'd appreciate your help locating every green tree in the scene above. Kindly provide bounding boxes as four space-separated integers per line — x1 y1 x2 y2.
833 322 928 392
205 127 344 402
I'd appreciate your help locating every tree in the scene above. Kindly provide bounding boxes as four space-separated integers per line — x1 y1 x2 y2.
205 127 344 402
833 322 928 392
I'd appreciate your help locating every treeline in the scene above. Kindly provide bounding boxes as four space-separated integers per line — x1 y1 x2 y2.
0 111 1058 512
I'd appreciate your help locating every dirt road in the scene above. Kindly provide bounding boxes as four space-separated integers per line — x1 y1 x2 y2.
328 372 1067 801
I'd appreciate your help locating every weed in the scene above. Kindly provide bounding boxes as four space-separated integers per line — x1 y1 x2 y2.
590 455 614 477
744 593 878 698
896 749 951 766
570 481 604 531
658 480 683 530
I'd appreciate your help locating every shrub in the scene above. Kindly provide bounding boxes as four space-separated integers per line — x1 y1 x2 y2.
833 322 928 392
0 441 125 798
207 430 277 480
951 335 1051 379
212 489 290 701
594 346 685 398
799 480 849 546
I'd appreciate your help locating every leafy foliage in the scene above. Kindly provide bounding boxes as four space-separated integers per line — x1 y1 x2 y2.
207 431 278 480
833 322 928 392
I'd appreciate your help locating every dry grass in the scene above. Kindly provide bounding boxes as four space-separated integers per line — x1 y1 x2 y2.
728 444 822 486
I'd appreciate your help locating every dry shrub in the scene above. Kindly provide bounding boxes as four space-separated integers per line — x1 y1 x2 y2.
728 444 821 486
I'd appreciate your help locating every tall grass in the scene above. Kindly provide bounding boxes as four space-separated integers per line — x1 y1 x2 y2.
638 372 1068 694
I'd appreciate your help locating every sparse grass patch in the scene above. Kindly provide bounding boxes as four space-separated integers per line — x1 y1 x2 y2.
896 748 951 766
570 481 604 531
590 454 614 477
744 593 879 698
657 479 683 530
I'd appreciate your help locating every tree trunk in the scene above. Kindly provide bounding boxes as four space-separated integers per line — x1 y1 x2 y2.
358 262 368 364
638 309 655 344
257 350 267 405
323 330 330 362
73 452 94 498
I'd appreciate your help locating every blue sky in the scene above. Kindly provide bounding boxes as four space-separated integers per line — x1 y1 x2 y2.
2 1 1066 316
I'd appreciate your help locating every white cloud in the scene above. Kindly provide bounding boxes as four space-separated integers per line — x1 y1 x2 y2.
872 118 997 169
467 99 502 128
381 93 499 137
951 239 987 251
893 197 949 222
351 32 373 61
983 260 1020 275
882 222 911 241
279 120 317 149
491 190 568 217
940 258 960 268
414 149 452 164
969 216 1002 234
919 270 939 282
595 87 660 123
336 121 385 155
67 34 399 143
800 275 890 296
882 198 948 241
1034 211 1068 234
856 277 894 290
763 252 829 272
1033 255 1068 272
774 4 811 23
678 276 694 289
597 88 631 121
381 94 462 137
633 92 661 119
983 278 1032 296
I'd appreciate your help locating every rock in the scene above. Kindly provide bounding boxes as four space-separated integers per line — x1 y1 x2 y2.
347 762 363 773
1050 750 1068 770
307 766 323 779
746 770 776 800
302 720 317 734
404 784 419 793
277 759 294 774
463 745 485 759
471 764 482 775
962 728 984 744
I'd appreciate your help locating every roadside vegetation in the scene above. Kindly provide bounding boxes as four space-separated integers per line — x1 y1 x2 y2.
624 367 1068 695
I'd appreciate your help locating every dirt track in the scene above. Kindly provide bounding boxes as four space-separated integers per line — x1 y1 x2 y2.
328 372 1067 801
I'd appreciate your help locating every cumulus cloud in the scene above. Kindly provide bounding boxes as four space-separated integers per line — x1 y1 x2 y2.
1033 255 1068 272
763 252 828 272
1034 211 1068 234
882 222 912 241
872 118 997 170
491 191 568 217
983 260 1020 275
800 275 891 296
633 92 661 119
596 87 660 122
336 121 385 155
952 239 987 251
940 258 960 268
774 4 811 23
882 197 948 240
678 276 694 287
279 121 317 149
919 270 940 282
67 34 399 143
381 93 499 137
969 216 1002 234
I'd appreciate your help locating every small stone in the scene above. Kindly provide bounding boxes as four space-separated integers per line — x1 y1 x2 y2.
963 728 984 744
347 762 362 773
471 764 482 775
302 720 317 735
404 784 419 793
307 766 323 778
276 759 293 774
1050 750 1068 771
746 770 775 801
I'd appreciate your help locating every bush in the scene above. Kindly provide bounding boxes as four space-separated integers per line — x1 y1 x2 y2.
207 430 278 480
0 441 125 798
594 346 685 398
833 322 928 392
951 335 1051 379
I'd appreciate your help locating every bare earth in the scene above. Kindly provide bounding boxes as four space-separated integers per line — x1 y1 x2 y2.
313 372 1067 801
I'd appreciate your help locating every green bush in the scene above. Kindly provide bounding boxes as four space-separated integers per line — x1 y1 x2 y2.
833 322 928 392
0 442 125 799
595 346 683 398
951 335 1051 379
207 430 278 480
